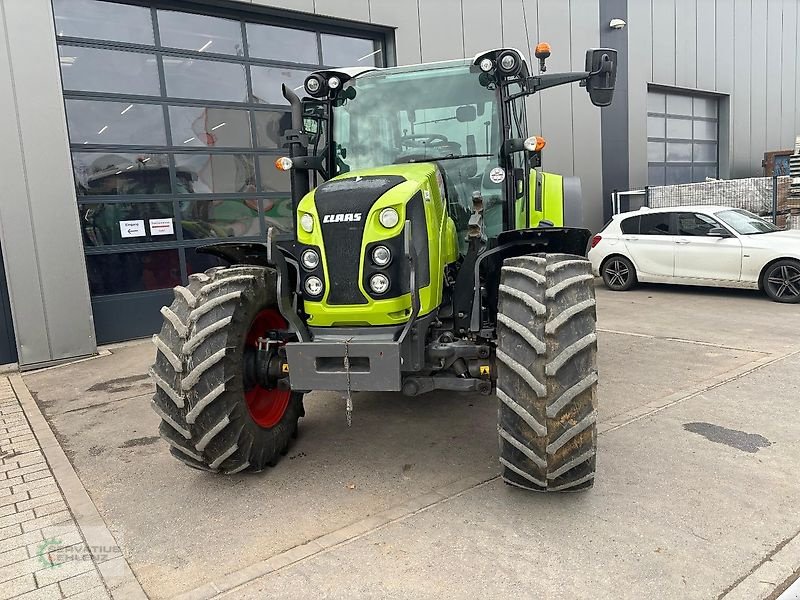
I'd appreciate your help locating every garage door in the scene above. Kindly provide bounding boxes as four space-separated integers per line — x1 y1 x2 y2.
53 0 388 343
647 89 719 186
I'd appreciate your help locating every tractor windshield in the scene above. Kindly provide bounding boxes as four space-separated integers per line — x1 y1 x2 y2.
331 61 502 227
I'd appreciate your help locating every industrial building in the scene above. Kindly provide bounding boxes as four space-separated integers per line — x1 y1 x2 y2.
1 0 799 367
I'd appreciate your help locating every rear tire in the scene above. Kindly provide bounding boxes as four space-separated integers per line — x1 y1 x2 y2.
150 266 304 474
496 254 598 492
601 255 637 291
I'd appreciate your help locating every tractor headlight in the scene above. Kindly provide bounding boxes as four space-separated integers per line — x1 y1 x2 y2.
328 76 341 90
372 245 391 267
379 207 399 229
301 249 319 269
369 273 390 295
300 213 314 233
497 51 522 75
304 276 323 297
479 58 494 72
304 74 326 97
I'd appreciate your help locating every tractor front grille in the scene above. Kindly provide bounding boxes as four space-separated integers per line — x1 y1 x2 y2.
314 175 405 305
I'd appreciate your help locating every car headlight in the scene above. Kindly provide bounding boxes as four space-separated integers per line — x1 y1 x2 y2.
301 249 319 269
372 246 391 267
300 213 314 233
304 276 323 297
379 207 399 229
369 273 390 295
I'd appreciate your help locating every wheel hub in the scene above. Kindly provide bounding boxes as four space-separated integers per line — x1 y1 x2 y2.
767 265 800 299
606 260 629 287
243 310 291 428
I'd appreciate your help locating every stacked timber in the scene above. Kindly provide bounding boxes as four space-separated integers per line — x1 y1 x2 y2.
788 136 800 230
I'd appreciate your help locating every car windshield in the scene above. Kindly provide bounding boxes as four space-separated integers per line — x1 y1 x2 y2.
716 208 779 235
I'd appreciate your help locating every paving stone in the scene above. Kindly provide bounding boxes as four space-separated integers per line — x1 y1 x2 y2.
22 470 51 483
58 569 104 596
0 529 43 554
0 509 35 529
0 491 30 508
33 501 67 519
28 484 59 499
5 463 49 480
27 528 83 561
0 544 28 568
0 554 45 584
13 583 62 600
66 587 110 600
16 492 62 513
0 477 24 493
0 505 15 518
34 544 96 587
0 573 36 600
21 511 72 533
12 478 58 495
0 524 22 542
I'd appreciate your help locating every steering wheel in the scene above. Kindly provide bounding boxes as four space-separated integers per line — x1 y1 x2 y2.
400 133 451 149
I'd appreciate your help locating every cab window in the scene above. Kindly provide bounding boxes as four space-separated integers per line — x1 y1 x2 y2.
620 215 640 234
639 213 672 235
677 212 719 236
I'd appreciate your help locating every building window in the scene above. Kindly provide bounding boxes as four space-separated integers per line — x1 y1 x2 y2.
53 0 387 314
646 89 719 186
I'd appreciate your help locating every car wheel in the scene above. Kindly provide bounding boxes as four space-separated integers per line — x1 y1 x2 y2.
601 256 637 291
763 260 800 304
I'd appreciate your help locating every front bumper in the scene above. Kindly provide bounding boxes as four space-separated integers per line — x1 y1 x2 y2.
285 339 402 392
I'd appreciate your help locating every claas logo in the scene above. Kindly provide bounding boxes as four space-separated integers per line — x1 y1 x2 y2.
323 213 362 223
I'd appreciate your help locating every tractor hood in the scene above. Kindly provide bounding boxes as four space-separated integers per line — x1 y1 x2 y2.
295 162 457 326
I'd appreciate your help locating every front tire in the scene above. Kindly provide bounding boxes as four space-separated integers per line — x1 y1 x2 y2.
601 255 637 291
496 254 598 492
150 266 304 473
762 260 800 303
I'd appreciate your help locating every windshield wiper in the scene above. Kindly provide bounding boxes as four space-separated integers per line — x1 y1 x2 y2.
406 153 493 163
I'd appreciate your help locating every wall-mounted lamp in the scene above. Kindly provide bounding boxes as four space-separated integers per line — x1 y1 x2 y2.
609 18 627 30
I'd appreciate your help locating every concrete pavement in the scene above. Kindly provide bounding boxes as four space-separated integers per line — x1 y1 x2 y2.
18 283 800 599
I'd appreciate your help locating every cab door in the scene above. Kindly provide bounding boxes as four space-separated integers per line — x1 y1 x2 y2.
673 212 742 281
622 212 676 279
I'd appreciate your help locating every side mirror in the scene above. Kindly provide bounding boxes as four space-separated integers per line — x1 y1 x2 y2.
708 227 731 238
584 48 617 107
456 105 477 122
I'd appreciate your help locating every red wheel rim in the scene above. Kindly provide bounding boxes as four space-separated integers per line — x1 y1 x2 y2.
244 309 291 428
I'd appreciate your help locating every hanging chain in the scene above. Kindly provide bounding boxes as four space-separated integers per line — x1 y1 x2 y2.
343 338 353 427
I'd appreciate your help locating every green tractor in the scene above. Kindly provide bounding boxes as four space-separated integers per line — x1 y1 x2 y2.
150 44 617 491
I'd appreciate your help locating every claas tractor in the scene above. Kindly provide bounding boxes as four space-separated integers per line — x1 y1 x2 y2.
150 44 617 492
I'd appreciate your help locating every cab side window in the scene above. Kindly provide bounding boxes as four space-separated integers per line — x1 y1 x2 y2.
677 212 718 236
620 216 640 234
639 213 672 235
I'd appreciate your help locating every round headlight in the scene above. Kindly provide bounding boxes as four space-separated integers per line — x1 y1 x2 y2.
328 76 341 89
369 273 390 295
479 58 494 72
499 53 517 72
301 249 319 269
304 276 323 297
304 75 325 97
379 207 399 229
300 213 314 233
372 245 391 267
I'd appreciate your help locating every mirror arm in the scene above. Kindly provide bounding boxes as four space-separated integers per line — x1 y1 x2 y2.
525 71 590 95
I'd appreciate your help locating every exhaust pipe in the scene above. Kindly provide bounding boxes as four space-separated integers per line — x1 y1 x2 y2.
281 84 310 230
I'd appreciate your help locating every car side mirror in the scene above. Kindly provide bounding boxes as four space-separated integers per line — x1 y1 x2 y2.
584 48 617 107
708 227 731 237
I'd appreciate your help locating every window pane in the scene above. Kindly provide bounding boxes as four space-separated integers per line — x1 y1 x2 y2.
254 111 291 148
693 97 718 118
646 91 665 113
169 106 252 148
665 165 692 185
65 100 166 145
72 153 171 196
86 249 181 295
677 213 718 235
647 116 665 138
53 0 154 45
174 154 256 194
666 118 692 139
179 199 260 239
78 201 176 246
666 142 692 162
647 141 665 162
693 143 717 162
263 197 293 232
59 46 160 95
693 165 718 182
648 165 665 186
186 246 227 275
257 156 290 192
157 10 243 56
163 58 246 102
666 94 692 116
246 23 318 64
694 120 718 141
250 66 310 105
640 213 672 235
620 216 640 234
321 34 380 67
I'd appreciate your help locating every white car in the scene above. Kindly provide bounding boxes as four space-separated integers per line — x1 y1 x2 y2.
588 205 800 303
